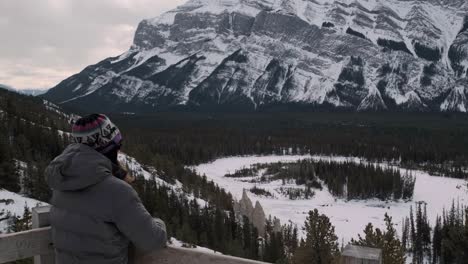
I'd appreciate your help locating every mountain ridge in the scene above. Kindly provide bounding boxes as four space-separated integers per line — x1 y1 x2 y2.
44 0 468 112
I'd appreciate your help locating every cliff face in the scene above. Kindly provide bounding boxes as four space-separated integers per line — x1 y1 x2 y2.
234 190 270 235
252 201 267 235
44 0 468 112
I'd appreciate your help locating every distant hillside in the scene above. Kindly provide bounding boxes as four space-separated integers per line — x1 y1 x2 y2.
0 87 71 201
0 84 15 91
18 89 49 96
0 84 49 96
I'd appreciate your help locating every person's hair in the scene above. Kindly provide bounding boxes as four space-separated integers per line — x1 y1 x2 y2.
104 145 128 180
104 146 119 164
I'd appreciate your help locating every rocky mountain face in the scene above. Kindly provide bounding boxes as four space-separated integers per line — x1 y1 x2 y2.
234 190 268 235
233 189 282 235
44 0 468 112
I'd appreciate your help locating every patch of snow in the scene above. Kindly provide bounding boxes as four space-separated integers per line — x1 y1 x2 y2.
110 50 135 64
43 100 71 119
72 84 83 92
441 86 467 112
170 237 223 255
60 71 118 104
152 11 179 25
0 190 46 233
188 0 263 17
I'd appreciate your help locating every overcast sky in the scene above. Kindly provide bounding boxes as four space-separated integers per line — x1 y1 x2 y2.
0 0 186 90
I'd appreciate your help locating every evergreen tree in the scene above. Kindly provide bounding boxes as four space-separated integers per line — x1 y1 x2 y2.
410 206 416 249
438 203 468 263
432 217 442 264
401 217 410 251
405 202 468 264
7 204 32 233
0 157 19 192
383 214 406 264
352 214 405 264
410 202 431 263
0 130 20 192
282 222 299 262
293 209 339 264
263 217 287 263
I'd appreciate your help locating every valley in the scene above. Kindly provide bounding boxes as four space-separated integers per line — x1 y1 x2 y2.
1 88 468 263
194 155 468 242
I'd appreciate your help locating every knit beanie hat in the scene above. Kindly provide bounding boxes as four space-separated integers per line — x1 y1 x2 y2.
71 114 123 154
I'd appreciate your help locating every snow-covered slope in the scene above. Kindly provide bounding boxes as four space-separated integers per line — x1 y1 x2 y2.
194 155 468 242
118 153 208 207
0 190 46 233
0 151 206 233
44 0 468 112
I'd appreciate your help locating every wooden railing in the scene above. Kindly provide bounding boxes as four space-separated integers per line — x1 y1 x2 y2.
0 206 269 264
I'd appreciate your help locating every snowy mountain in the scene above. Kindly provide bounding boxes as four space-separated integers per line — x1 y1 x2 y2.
0 84 48 96
19 89 49 96
44 0 468 112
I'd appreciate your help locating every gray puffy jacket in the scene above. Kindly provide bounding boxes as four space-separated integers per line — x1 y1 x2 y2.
45 144 167 264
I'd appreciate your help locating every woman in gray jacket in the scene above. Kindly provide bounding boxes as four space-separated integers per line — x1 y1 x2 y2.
45 114 167 264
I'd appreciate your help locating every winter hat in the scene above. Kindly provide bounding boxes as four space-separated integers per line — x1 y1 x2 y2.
71 114 123 154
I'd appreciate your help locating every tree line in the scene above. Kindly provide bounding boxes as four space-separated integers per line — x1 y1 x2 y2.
227 160 416 201
402 202 468 264
112 112 468 179
132 175 264 260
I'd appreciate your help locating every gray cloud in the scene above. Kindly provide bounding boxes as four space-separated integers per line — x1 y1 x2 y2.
0 0 186 89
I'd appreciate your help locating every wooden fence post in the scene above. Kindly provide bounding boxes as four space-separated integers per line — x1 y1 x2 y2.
32 206 54 264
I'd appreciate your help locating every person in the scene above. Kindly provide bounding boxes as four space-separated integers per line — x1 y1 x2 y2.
45 114 167 264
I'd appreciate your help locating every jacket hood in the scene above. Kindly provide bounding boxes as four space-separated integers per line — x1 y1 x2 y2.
46 143 112 191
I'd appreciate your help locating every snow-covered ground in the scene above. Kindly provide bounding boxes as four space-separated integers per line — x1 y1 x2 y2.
194 155 468 242
0 189 46 233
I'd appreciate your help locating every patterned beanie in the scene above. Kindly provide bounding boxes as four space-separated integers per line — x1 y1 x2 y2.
71 114 123 154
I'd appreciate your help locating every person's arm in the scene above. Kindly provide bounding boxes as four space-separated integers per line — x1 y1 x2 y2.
113 185 167 252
